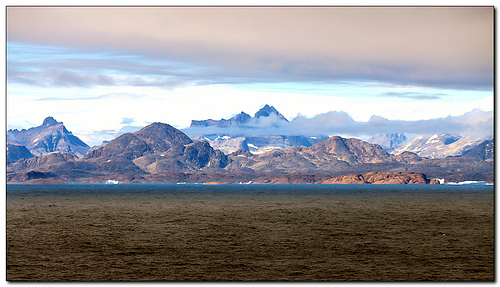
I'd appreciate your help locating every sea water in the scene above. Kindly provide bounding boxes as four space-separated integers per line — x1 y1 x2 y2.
7 183 494 281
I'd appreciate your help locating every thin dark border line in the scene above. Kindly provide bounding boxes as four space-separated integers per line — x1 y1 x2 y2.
4 5 497 8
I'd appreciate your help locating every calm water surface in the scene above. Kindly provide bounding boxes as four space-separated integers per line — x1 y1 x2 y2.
7 183 494 281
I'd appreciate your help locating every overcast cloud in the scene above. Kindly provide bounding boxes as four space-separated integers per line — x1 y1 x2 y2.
7 7 493 91
6 7 494 146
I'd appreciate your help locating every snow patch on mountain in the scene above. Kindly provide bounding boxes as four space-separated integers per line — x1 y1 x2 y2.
393 134 484 158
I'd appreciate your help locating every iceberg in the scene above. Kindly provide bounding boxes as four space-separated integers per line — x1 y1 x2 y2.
434 178 445 184
446 180 489 185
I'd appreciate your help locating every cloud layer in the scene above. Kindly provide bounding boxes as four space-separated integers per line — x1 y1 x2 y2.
184 109 493 140
7 7 493 90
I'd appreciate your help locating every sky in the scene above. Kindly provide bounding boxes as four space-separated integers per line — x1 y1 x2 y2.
6 6 494 146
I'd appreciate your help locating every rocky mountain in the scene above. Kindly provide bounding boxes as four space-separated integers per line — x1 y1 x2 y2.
84 122 192 160
84 122 228 173
459 139 493 161
307 136 394 165
190 104 288 128
7 117 90 158
132 140 229 173
7 142 34 164
253 104 288 121
190 112 252 128
368 133 408 152
393 134 484 159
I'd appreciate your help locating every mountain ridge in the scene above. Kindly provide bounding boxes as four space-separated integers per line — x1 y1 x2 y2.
189 104 327 154
190 104 288 128
7 117 90 158
7 117 494 184
393 134 484 158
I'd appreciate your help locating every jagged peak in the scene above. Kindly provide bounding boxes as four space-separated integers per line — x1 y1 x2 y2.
236 111 251 117
254 104 288 121
254 104 275 116
42 116 60 126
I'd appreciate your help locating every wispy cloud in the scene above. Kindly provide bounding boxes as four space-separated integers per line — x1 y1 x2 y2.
81 124 143 146
36 92 145 101
380 92 445 100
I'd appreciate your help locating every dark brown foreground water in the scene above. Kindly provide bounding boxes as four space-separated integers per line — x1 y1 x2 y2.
6 184 494 281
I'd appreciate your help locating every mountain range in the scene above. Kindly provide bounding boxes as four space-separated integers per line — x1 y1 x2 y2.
6 112 494 184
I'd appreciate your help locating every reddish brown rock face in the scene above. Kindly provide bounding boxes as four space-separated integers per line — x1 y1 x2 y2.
323 174 368 184
323 171 438 184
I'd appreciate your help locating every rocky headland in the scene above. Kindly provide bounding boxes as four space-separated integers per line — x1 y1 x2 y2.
322 171 441 185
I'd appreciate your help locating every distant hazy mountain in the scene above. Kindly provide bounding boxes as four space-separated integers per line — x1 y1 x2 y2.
459 139 493 161
393 134 484 159
7 117 90 157
245 135 328 154
204 136 249 155
87 140 110 153
190 104 329 154
204 135 329 155
253 104 288 121
368 133 408 152
191 111 252 128
190 104 288 128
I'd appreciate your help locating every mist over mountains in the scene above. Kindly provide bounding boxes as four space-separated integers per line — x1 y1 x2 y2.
188 105 327 154
185 105 492 158
184 106 492 141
